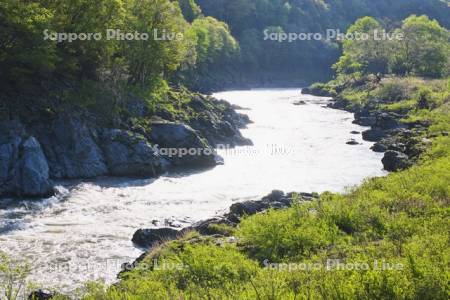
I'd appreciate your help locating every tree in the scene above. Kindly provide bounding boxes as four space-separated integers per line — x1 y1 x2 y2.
334 17 389 76
121 0 190 88
0 0 56 94
390 15 449 78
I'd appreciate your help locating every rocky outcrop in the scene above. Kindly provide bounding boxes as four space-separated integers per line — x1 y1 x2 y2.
382 150 411 171
100 129 166 177
33 117 108 179
0 122 53 198
1 92 251 198
325 92 428 172
187 97 252 147
131 190 318 248
150 122 219 167
132 228 183 248
362 128 387 142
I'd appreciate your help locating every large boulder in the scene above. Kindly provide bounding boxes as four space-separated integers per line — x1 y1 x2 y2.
362 128 387 142
11 137 53 197
353 116 376 127
132 228 183 248
382 150 411 171
186 96 252 147
100 129 166 177
0 122 52 197
150 122 219 167
375 112 401 130
33 117 108 179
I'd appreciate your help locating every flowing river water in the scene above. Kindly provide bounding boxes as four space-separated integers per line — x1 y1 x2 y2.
0 89 386 293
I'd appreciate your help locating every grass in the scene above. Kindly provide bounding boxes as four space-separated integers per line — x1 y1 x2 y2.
75 77 450 299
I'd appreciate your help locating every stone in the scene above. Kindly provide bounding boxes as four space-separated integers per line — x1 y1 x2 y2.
382 150 411 171
150 122 218 167
34 117 108 179
346 139 359 145
362 128 387 142
132 228 183 248
100 129 165 177
11 137 53 197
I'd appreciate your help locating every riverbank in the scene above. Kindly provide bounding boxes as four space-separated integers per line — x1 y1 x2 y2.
1 89 387 297
79 77 449 299
0 89 251 199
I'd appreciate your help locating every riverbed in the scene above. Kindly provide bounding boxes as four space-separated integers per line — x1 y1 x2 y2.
0 89 386 293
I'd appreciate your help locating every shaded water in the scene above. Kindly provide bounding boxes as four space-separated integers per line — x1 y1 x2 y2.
0 89 386 292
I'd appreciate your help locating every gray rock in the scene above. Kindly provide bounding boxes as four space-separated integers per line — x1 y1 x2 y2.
100 129 165 177
150 122 218 167
0 122 53 198
229 200 269 217
11 137 53 197
362 128 387 142
353 116 377 127
34 117 108 179
346 139 359 145
371 142 388 153
132 228 183 248
28 289 54 300
375 113 400 130
382 150 411 171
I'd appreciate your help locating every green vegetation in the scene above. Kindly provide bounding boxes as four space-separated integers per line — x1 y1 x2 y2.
1 1 449 299
0 252 30 300
0 0 238 120
74 12 450 300
196 0 450 83
334 15 449 80
76 75 449 299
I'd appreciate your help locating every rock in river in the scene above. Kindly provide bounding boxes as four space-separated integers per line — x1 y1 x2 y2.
132 228 184 248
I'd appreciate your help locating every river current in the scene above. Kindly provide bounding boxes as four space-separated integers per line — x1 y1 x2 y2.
0 89 386 293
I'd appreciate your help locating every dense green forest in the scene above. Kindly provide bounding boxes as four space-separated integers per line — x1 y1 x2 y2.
1 0 449 299
1 0 449 104
195 0 450 86
0 0 240 120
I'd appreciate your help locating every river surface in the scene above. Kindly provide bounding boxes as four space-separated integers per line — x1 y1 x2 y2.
0 89 386 293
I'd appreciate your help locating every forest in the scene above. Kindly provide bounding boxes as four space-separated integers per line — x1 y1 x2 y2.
0 0 449 299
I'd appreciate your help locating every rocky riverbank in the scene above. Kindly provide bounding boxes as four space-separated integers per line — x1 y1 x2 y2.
302 83 430 172
128 190 318 263
0 92 251 199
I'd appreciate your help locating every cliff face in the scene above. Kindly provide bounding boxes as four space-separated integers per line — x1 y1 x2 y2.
0 92 251 199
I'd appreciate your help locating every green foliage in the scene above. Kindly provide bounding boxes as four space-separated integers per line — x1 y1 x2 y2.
334 17 389 75
121 0 190 88
196 0 450 84
78 76 450 299
177 16 240 91
178 0 202 23
334 15 449 80
0 0 56 94
0 252 31 300
392 15 450 77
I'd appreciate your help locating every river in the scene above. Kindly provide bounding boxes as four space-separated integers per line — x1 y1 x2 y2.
0 89 386 293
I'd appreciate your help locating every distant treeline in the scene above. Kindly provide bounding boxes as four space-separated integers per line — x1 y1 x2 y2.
0 0 449 104
195 0 450 84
